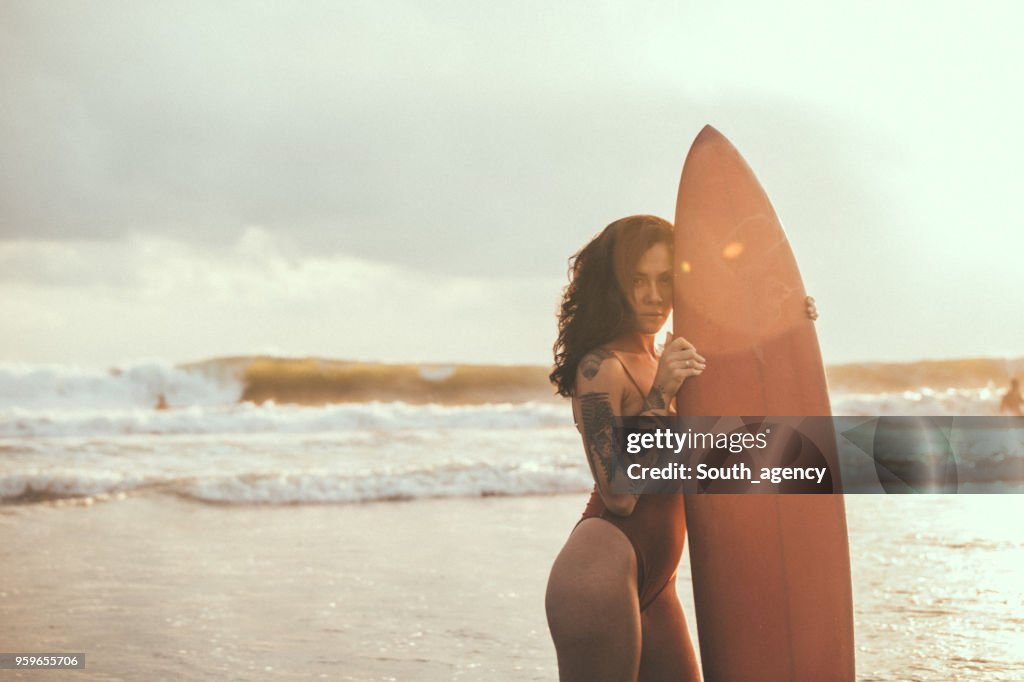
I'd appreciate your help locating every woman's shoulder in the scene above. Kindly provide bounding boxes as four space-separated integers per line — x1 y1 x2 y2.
578 347 621 380
573 346 629 391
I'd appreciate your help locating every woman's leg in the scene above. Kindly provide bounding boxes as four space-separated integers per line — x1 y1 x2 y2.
546 518 642 682
637 578 701 682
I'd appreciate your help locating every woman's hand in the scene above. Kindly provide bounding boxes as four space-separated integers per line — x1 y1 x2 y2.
644 332 705 411
806 296 819 321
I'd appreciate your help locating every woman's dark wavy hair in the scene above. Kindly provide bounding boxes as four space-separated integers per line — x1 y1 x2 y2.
550 215 673 397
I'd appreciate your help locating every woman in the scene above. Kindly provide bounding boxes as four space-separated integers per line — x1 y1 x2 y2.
545 215 703 682
545 215 817 681
999 378 1022 415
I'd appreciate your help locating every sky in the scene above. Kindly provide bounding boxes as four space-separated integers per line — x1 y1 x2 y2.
1 1 1022 367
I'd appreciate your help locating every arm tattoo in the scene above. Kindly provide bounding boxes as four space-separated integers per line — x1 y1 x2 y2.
578 392 620 483
642 383 667 413
579 349 614 380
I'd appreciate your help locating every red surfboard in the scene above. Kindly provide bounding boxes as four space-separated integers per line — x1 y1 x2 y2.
674 126 855 681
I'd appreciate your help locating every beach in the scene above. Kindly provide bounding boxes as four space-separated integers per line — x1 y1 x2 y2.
2 493 1023 681
0 493 580 681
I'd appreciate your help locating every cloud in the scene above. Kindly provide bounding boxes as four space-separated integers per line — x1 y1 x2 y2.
0 227 563 365
0 2 690 276
0 2 883 280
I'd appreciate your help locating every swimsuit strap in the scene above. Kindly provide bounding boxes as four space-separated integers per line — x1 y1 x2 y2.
607 350 649 401
570 350 649 426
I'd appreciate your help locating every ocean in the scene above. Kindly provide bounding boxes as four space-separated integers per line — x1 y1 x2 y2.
1 356 1021 504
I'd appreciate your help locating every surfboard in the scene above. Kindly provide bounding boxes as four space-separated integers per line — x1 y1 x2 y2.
674 125 856 681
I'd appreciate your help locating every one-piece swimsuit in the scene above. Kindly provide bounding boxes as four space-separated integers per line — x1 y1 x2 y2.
572 351 687 612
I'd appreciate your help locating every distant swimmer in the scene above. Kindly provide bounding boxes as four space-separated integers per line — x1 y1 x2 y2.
155 393 170 411
999 378 1022 416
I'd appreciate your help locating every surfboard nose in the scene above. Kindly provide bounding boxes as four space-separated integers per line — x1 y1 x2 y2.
695 124 725 145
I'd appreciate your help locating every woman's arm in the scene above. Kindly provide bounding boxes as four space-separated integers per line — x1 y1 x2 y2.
573 350 639 516
637 383 673 417
637 332 705 417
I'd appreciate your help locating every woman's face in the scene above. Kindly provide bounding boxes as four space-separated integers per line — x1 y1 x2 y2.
628 242 672 334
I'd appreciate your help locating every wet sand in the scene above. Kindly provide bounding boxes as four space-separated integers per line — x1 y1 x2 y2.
2 494 1023 681
0 493 595 681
